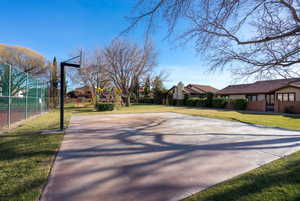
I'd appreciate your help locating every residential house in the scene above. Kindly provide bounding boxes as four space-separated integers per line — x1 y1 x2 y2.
69 86 116 102
184 84 219 97
169 82 219 100
217 78 300 113
73 86 93 98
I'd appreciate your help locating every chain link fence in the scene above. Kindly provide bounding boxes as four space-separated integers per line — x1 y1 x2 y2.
0 62 49 128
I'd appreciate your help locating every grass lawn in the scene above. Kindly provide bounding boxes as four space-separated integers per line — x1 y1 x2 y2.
182 151 300 201
1 104 300 201
0 110 73 201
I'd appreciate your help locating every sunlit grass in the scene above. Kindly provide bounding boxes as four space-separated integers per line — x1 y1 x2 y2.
0 110 72 201
182 151 300 201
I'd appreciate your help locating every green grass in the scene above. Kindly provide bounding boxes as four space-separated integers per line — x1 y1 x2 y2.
0 109 72 201
1 104 300 201
182 151 300 201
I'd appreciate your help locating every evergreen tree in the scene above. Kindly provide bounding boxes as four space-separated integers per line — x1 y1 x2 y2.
144 76 151 97
152 76 165 104
50 57 58 108
152 76 164 92
132 76 140 99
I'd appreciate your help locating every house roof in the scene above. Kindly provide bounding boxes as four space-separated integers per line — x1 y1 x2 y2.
167 83 218 94
217 78 300 95
289 81 300 88
185 84 219 94
75 86 92 93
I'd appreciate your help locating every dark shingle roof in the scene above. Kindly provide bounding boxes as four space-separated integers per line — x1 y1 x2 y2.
186 84 219 93
217 78 300 95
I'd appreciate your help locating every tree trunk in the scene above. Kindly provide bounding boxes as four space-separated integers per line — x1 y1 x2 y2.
91 88 97 106
125 94 131 107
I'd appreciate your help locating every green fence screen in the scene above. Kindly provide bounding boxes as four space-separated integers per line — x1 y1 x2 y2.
0 63 49 128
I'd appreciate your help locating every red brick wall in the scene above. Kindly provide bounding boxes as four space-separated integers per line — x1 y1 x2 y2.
247 101 266 112
226 100 266 112
274 101 300 113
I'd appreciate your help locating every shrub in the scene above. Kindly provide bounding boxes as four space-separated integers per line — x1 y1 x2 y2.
186 97 200 106
233 99 247 110
169 99 184 106
183 94 190 105
167 95 173 105
176 100 184 106
138 98 154 104
171 99 178 106
196 98 208 107
186 97 208 107
95 103 115 111
130 93 138 103
212 98 227 108
205 92 214 107
168 99 174 106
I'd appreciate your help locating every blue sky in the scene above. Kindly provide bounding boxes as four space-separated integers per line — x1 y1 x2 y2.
0 0 233 89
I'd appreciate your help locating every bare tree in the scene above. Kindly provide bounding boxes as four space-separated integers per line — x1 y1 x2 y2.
126 0 300 79
0 44 46 75
0 44 47 97
104 39 157 106
72 48 111 104
150 70 169 88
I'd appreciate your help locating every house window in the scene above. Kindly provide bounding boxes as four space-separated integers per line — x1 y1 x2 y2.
289 93 295 101
247 95 258 102
283 93 288 101
277 93 296 102
265 94 275 105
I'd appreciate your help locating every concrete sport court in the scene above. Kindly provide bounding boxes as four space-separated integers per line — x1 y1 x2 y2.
41 112 300 201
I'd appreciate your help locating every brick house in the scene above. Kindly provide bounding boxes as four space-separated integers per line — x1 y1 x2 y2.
184 84 219 97
169 82 219 100
217 78 300 113
70 86 115 102
73 86 93 98
138 87 154 98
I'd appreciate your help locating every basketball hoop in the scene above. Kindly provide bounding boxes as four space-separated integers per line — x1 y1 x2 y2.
60 50 83 130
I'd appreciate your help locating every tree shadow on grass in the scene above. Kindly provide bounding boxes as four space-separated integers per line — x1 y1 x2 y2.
0 131 63 201
0 114 64 163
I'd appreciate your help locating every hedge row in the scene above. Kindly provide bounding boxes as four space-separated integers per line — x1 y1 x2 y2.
95 103 115 111
138 96 248 110
232 99 248 110
178 97 248 110
138 98 155 104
